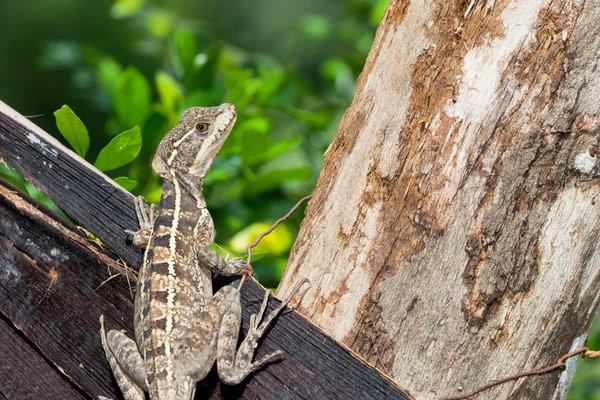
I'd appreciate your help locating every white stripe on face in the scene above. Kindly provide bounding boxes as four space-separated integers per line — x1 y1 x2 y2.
173 129 196 148
167 149 178 166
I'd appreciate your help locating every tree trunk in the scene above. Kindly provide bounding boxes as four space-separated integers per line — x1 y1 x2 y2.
277 1 600 399
0 103 410 400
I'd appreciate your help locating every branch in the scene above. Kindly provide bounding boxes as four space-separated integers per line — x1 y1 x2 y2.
239 194 312 290
441 348 600 400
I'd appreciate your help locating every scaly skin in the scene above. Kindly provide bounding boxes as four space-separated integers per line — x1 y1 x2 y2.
99 104 307 400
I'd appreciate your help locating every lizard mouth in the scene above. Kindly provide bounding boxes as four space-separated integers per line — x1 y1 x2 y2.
187 104 237 177
208 105 237 147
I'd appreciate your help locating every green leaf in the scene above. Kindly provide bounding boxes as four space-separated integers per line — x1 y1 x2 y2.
286 107 333 129
204 157 242 185
224 68 259 109
239 117 270 134
257 64 288 105
300 14 330 40
192 45 222 89
97 57 122 98
241 130 268 164
172 29 198 76
203 168 230 186
114 176 138 191
237 117 271 164
145 10 174 38
320 58 354 97
94 126 142 172
54 105 90 158
110 0 144 19
369 0 389 26
113 67 151 128
229 222 293 256
142 109 169 147
187 88 223 108
261 138 301 160
146 185 163 204
0 163 28 193
155 71 183 111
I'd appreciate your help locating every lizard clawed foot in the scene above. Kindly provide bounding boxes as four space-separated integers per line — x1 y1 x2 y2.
249 277 310 336
99 315 147 400
125 196 155 249
220 278 310 385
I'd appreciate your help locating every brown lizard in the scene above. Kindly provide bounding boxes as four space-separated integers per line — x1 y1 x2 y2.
99 103 308 399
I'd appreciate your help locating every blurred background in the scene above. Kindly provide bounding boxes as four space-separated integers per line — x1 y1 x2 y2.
0 0 597 397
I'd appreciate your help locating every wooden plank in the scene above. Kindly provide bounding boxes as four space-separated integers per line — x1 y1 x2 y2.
0 181 133 398
0 101 413 399
0 319 85 400
0 180 410 400
0 101 141 268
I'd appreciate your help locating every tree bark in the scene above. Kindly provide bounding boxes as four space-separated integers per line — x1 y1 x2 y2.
277 1 600 399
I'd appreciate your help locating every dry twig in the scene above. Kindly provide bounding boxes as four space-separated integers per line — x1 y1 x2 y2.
238 194 312 290
441 348 600 400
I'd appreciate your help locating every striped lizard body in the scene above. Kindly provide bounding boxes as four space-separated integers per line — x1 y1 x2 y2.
134 179 213 396
99 103 308 400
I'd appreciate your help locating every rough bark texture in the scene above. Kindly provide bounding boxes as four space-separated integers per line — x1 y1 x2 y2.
278 1 600 399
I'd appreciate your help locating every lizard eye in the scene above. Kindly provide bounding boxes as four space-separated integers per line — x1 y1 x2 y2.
194 122 210 134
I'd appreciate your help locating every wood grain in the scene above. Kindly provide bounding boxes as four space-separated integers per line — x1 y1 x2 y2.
0 319 85 399
0 101 141 268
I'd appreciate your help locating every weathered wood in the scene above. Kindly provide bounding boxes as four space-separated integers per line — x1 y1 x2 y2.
0 102 411 400
0 319 85 399
277 1 600 399
0 180 135 398
0 101 141 268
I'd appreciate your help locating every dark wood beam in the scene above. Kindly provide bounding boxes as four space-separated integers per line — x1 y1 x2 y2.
0 101 413 400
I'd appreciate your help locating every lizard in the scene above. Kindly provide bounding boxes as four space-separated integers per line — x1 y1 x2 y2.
98 103 309 400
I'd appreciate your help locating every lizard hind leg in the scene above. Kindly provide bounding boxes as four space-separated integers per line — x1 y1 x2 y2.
217 278 310 385
99 315 148 400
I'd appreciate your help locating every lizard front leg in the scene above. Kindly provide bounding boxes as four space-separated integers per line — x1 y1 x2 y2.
99 316 148 400
195 244 248 276
217 278 310 385
125 195 155 249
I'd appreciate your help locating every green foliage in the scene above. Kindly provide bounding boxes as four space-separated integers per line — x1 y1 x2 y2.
113 67 151 128
98 57 122 99
54 105 90 158
569 317 600 399
172 29 197 76
0 0 386 290
94 126 142 172
301 15 331 40
113 176 138 191
155 71 184 112
110 0 144 19
0 163 69 221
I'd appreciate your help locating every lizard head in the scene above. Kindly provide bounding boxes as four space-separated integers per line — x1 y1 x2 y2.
152 103 237 186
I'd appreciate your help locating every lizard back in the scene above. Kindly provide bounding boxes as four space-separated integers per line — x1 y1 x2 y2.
134 179 214 394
